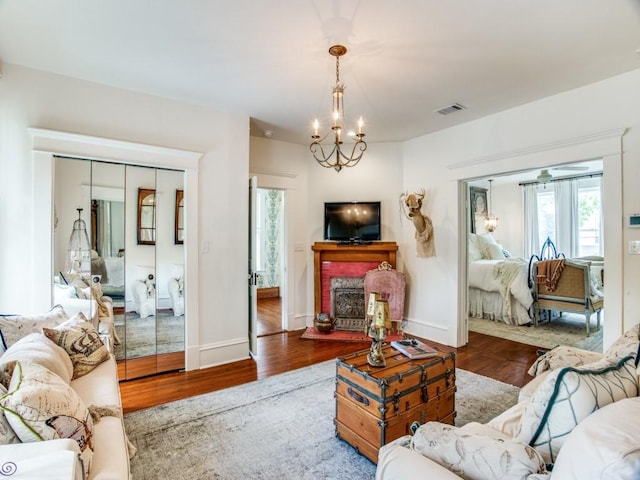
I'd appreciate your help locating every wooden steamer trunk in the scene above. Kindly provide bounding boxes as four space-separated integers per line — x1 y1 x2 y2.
334 346 456 463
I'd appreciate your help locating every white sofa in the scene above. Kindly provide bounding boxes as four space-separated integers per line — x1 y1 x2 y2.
376 325 640 480
0 306 132 479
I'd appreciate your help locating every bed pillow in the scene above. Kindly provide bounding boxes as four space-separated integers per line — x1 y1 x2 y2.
42 313 110 379
468 237 484 261
0 333 74 386
515 356 639 464
0 361 93 475
0 305 69 351
484 242 507 260
410 422 547 479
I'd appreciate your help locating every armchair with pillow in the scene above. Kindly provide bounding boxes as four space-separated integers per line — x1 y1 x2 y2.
54 273 118 347
167 264 184 317
376 324 640 480
130 266 156 319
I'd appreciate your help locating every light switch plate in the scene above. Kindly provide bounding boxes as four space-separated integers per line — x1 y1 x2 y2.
628 240 640 255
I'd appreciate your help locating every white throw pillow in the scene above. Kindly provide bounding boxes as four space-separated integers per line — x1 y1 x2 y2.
0 332 74 385
603 323 640 366
0 305 68 351
0 361 93 476
410 421 547 479
43 313 110 380
550 397 640 480
515 356 639 464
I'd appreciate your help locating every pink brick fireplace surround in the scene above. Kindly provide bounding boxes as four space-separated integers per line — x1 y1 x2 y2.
311 242 398 318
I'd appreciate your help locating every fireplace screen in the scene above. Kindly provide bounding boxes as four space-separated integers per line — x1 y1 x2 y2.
330 277 366 331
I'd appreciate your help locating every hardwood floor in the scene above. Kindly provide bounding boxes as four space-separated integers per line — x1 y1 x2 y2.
256 297 283 336
120 328 541 414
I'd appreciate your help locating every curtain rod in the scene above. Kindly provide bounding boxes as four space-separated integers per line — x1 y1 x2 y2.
519 171 603 186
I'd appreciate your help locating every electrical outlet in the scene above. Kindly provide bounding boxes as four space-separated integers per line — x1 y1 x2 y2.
628 240 640 255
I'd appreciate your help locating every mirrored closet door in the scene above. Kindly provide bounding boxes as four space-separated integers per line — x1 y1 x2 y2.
53 157 185 381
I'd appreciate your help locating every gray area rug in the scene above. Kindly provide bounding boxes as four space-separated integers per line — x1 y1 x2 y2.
114 312 184 360
124 360 519 479
469 312 603 352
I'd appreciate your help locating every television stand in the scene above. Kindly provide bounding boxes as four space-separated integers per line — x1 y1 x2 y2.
337 239 372 246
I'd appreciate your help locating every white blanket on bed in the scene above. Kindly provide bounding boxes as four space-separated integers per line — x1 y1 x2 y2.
468 259 533 312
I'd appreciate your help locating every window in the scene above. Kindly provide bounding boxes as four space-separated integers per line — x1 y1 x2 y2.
532 176 602 257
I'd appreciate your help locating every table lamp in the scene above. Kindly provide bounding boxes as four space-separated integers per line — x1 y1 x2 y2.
367 299 390 367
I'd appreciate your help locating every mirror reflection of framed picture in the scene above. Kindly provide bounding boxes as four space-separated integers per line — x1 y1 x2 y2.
175 189 184 244
469 186 487 233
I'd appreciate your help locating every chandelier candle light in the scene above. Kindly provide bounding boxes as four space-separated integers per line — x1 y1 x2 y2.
310 45 367 172
484 179 498 233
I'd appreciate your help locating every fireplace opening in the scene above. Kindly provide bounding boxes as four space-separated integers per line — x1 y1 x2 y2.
330 277 366 331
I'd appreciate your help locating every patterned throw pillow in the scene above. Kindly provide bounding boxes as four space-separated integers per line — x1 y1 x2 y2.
0 333 74 386
0 361 93 475
0 383 19 445
0 305 68 351
515 356 639 464
43 313 110 379
410 422 547 479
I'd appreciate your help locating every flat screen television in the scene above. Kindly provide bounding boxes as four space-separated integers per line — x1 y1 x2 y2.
324 201 381 242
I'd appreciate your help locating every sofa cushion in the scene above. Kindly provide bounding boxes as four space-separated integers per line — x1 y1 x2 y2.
43 313 110 380
0 305 68 351
410 421 547 480
0 332 74 386
0 361 93 475
515 356 639 464
550 397 640 480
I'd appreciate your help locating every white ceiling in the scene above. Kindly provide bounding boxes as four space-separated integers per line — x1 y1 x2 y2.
1 0 639 145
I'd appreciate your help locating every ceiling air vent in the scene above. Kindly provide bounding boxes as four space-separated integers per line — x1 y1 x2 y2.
435 103 466 115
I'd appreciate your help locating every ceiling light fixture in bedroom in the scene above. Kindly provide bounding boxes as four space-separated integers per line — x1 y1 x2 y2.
310 45 367 172
484 179 498 233
537 169 553 184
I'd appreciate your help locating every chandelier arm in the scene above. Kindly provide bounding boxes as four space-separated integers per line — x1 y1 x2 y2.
336 139 367 167
310 141 339 166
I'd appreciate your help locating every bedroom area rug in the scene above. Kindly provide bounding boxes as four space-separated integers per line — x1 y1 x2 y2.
124 360 519 479
469 312 603 352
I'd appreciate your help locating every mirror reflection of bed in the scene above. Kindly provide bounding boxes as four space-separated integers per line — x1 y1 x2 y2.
466 160 604 354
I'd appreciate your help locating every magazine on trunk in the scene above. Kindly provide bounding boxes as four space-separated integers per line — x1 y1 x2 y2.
391 338 439 359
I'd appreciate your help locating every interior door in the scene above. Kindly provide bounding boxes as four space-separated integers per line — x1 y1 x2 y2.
248 176 258 356
155 169 186 373
124 165 158 379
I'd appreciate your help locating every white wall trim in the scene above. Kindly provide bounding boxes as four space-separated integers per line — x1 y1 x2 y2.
30 128 201 170
250 167 298 179
448 128 628 170
30 128 203 370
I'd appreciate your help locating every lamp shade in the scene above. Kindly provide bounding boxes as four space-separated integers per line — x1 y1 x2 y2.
374 300 391 329
65 209 91 274
367 292 380 317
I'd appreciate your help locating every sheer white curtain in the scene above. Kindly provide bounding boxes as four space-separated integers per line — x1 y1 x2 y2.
523 184 539 258
554 178 579 257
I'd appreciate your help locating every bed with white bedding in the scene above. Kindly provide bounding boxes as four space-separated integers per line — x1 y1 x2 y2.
467 233 533 326
468 259 533 325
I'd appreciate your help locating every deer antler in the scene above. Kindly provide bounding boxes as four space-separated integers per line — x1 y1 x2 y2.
399 192 411 221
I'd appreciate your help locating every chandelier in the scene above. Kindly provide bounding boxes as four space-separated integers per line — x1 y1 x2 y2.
310 45 367 172
484 179 499 232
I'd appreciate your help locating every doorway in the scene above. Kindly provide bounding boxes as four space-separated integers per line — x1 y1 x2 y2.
255 187 285 336
464 160 605 352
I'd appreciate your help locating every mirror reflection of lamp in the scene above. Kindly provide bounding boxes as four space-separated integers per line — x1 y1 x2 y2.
65 208 92 274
